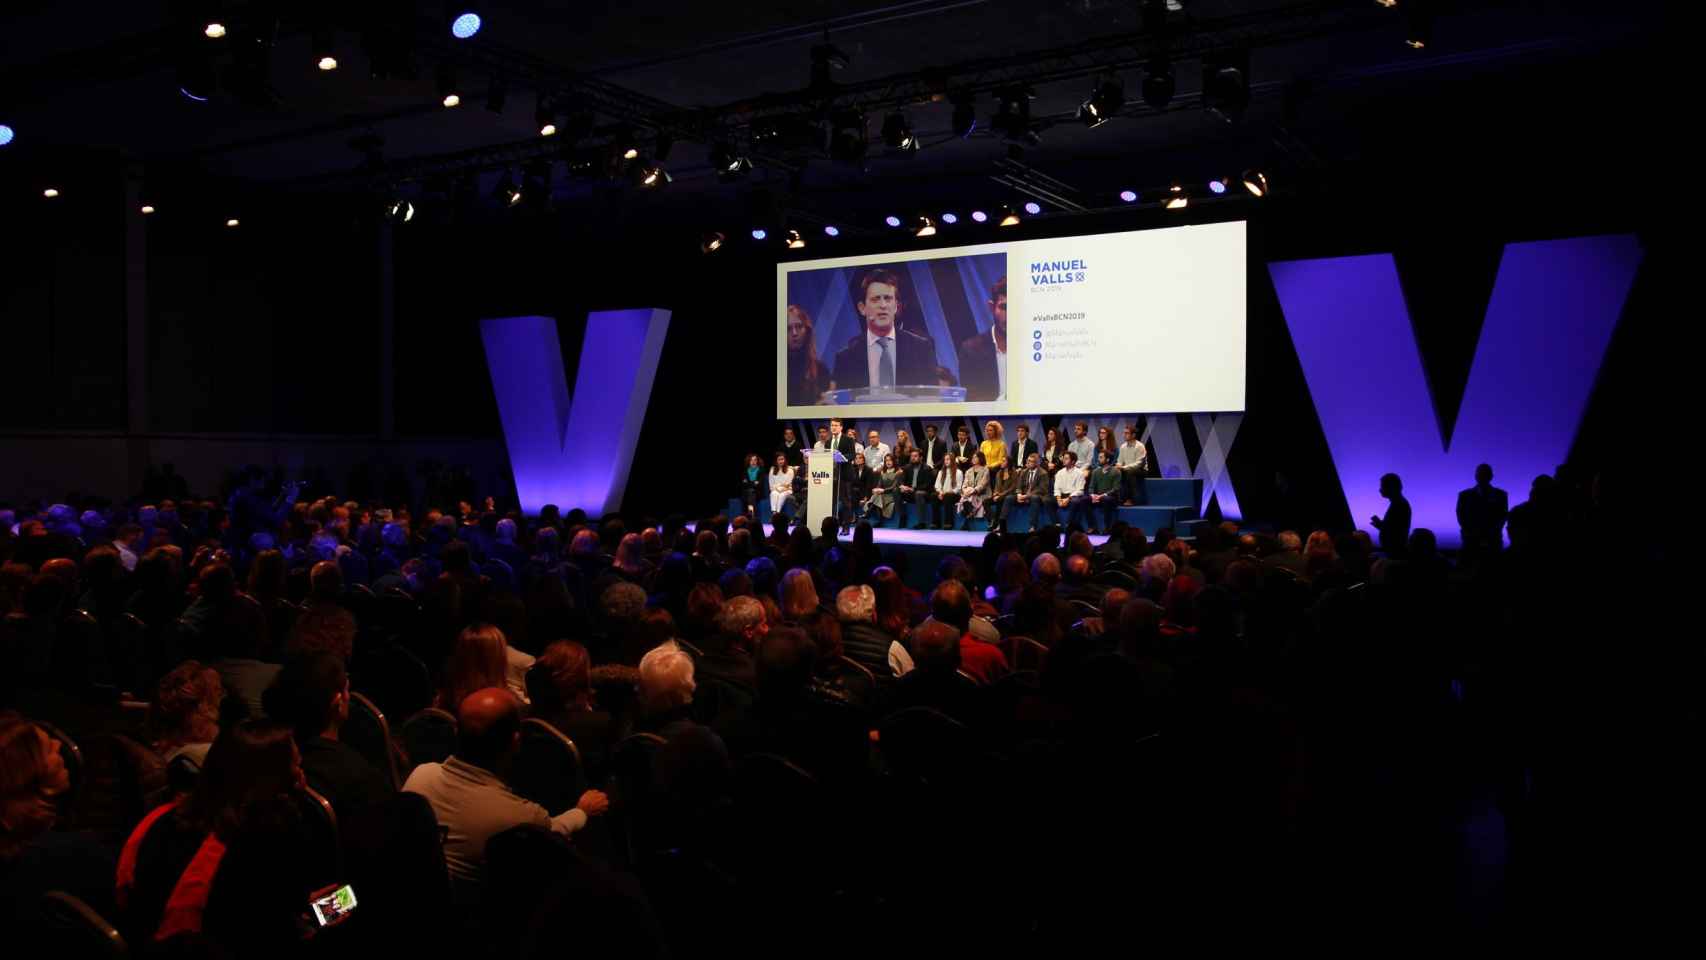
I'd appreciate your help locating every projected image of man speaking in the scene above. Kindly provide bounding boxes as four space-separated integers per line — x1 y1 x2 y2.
830 269 943 392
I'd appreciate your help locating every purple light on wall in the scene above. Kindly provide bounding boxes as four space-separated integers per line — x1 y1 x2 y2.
1271 235 1640 546
481 309 671 515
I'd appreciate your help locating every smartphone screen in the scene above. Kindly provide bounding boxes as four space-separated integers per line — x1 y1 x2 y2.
310 884 358 927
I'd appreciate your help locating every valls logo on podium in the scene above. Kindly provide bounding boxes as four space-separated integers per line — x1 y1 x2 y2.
811 465 833 487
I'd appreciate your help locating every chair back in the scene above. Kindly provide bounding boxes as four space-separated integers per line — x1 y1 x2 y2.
397 708 458 772
38 720 84 821
1006 635 1049 672
297 785 344 886
991 613 1018 637
608 732 666 866
831 654 876 685
37 892 128 960
352 642 434 721
1069 598 1101 618
512 718 585 814
1095 568 1138 590
343 691 401 788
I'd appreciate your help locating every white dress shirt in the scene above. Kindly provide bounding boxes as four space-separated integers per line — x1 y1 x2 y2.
403 756 588 899
864 442 891 469
1054 465 1087 497
866 327 898 388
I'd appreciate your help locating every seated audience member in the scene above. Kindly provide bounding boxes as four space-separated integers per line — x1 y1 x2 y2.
1138 553 1177 603
1062 553 1108 607
929 579 1009 684
287 602 357 665
403 688 608 903
116 721 320 950
777 567 822 622
1087 450 1122 534
526 641 620 781
262 653 393 820
185 564 277 722
836 585 915 678
2 714 116 925
149 661 224 777
739 625 870 782
438 623 523 709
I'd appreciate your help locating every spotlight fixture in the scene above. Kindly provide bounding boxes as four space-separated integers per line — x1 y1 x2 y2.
1404 7 1431 48
43 187 61 198
702 231 726 254
226 217 240 227
204 22 227 39
1023 201 1041 215
751 228 768 240
885 215 902 228
941 213 958 225
140 204 156 214
881 112 917 151
451 11 483 38
495 170 522 206
711 141 753 179
970 210 988 223
1119 189 1138 203
824 225 840 237
536 99 556 136
318 56 338 71
1202 51 1251 122
994 87 1039 145
1376 0 1397 7
539 122 557 136
1165 183 1188 209
1141 59 1175 110
622 146 639 160
786 229 806 249
0 124 13 147
442 93 461 107
829 109 868 164
437 64 461 107
999 207 1021 226
1079 75 1126 127
913 216 936 238
1241 169 1269 197
638 164 671 187
386 198 416 223
951 92 977 139
1208 178 1228 194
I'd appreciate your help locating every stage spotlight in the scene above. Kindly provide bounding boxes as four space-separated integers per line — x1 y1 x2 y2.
437 64 461 107
1405 7 1432 48
1120 189 1138 202
941 212 958 224
1376 0 1397 6
0 125 13 147
536 99 556 136
829 109 868 163
1203 51 1251 122
1165 183 1188 209
824 225 840 237
1023 201 1041 215
786 229 806 249
140 204 156 214
913 216 936 238
1079 75 1125 127
204 22 227 39
1241 169 1269 196
970 210 988 223
1142 59 1175 110
751 228 768 240
442 93 461 108
43 188 60 198
994 87 1039 145
638 164 671 187
495 171 522 206
1208 178 1228 194
318 56 338 71
881 112 917 151
885 215 902 228
622 146 639 160
226 217 240 227
702 231 726 253
386 199 416 223
451 11 483 38
711 142 753 179
999 207 1021 226
951 92 977 139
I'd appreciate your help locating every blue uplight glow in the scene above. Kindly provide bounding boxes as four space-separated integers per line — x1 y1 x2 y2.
941 213 958 224
824 225 840 237
1208 178 1227 194
884 215 902 227
971 210 988 223
0 125 13 147
1024 201 1041 215
451 13 482 39
751 228 768 240
1119 190 1137 202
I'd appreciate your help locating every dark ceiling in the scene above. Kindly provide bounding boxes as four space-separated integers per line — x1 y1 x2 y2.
0 1 1665 234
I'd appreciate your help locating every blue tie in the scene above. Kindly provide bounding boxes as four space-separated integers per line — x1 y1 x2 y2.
877 337 895 386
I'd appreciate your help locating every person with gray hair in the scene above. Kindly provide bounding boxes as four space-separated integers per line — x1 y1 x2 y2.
1267 530 1307 575
835 584 914 678
639 641 697 717
1138 553 1177 603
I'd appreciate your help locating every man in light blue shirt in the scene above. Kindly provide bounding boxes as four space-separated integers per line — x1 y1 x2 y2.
1067 420 1096 468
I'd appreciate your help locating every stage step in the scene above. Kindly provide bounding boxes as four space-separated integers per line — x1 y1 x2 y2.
1143 478 1202 509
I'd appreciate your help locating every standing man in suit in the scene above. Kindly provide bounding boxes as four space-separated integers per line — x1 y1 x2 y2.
1371 472 1412 557
1010 424 1038 473
1456 463 1508 558
827 418 861 531
898 449 936 529
830 269 943 391
919 424 946 470
955 276 1008 402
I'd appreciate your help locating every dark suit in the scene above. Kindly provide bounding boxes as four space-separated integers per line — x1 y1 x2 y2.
1004 466 1054 529
779 439 804 468
830 325 942 390
956 330 1005 402
1011 437 1038 469
1376 495 1412 556
948 440 976 470
1456 483 1508 553
918 436 946 469
897 463 936 527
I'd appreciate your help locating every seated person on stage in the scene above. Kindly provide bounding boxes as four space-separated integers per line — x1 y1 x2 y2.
932 456 964 531
1118 425 1148 505
845 453 876 528
1054 451 1090 530
829 268 943 391
986 463 1017 532
1088 450 1122 534
958 451 991 531
738 453 764 518
1005 452 1053 531
768 453 797 520
1067 420 1096 469
863 430 891 471
898 448 936 530
866 453 901 525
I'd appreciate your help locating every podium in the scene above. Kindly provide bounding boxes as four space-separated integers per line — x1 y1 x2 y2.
804 449 846 532
817 385 968 405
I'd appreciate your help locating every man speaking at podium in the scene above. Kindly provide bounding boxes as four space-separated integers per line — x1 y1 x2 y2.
830 269 943 391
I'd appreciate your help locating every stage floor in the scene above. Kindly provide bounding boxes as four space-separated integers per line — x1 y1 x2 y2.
825 526 1110 548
